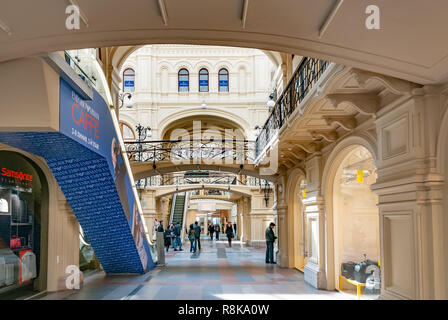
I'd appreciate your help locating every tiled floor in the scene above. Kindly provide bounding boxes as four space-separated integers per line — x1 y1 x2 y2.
38 239 357 300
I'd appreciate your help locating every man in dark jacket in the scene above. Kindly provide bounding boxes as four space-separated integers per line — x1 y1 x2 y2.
265 222 277 264
194 221 201 251
208 223 215 241
225 221 234 248
214 223 220 240
157 220 164 232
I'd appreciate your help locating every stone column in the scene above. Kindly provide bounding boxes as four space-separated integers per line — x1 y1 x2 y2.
371 88 447 299
302 153 327 289
160 196 170 227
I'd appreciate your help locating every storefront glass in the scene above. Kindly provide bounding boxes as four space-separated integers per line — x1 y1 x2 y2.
0 151 44 291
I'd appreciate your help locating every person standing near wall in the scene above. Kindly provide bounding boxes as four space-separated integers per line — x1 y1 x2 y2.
225 221 234 248
265 222 277 264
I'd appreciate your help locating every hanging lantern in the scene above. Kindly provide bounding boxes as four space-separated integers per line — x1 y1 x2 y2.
357 169 364 183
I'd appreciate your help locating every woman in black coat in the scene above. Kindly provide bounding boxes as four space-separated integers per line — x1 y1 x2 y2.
225 222 234 248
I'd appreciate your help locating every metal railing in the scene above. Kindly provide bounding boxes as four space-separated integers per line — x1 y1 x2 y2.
125 139 255 164
64 51 96 88
255 57 329 158
136 174 271 188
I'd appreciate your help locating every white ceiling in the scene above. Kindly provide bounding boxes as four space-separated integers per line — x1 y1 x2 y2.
1 0 448 84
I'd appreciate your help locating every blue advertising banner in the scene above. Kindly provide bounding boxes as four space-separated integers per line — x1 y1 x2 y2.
219 80 228 87
59 78 154 273
199 80 208 87
124 80 134 88
179 80 189 87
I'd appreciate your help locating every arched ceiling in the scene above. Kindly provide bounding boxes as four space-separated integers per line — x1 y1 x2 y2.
1 1 448 84
162 114 246 140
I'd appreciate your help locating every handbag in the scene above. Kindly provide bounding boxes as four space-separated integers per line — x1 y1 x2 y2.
10 235 21 249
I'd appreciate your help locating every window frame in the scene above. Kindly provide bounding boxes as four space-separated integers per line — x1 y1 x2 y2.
178 68 190 92
120 122 136 140
123 68 136 93
218 68 229 92
199 68 209 92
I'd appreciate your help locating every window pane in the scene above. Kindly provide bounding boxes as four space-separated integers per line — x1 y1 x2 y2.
219 69 229 92
123 69 135 93
178 69 189 92
122 124 135 140
199 69 208 92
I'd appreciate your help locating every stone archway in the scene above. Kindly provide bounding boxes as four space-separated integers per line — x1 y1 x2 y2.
286 168 306 271
321 135 378 292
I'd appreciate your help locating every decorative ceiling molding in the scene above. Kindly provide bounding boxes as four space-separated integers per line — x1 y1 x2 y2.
309 130 338 142
157 0 169 26
322 115 357 131
326 93 379 116
352 69 419 95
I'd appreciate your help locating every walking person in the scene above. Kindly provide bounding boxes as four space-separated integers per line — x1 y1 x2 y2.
194 221 202 251
208 222 215 241
163 224 173 252
215 223 220 240
173 222 183 251
225 221 234 248
188 224 196 253
265 222 277 264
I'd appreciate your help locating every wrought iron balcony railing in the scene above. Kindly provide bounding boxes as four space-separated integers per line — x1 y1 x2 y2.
255 57 329 158
125 139 255 164
136 174 271 189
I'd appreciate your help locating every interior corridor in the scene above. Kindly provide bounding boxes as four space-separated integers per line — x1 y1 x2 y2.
28 239 353 300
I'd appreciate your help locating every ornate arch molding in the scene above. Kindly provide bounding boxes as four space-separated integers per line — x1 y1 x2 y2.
174 61 194 72
194 61 214 72
285 167 306 203
158 107 251 139
321 134 378 196
215 62 233 73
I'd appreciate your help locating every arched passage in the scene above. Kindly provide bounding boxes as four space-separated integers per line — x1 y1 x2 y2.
286 168 307 271
322 136 380 297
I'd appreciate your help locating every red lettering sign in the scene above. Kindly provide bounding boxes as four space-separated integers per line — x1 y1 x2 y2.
1 168 33 182
72 103 100 139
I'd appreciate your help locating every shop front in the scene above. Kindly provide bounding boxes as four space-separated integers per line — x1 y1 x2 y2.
0 151 47 294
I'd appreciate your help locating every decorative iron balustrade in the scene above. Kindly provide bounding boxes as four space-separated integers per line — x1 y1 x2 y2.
125 139 256 164
255 57 329 158
135 174 272 189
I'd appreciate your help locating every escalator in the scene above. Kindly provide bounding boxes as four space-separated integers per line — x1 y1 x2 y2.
169 192 188 242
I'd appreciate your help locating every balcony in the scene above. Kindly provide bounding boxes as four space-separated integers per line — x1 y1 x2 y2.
255 57 329 159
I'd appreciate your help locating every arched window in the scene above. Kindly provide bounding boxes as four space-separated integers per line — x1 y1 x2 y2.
199 68 209 92
120 122 135 140
178 68 189 92
219 68 229 92
123 68 135 93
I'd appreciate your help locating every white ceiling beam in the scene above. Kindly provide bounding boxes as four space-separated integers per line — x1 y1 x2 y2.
318 0 344 39
0 18 12 36
158 0 169 26
241 0 250 29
